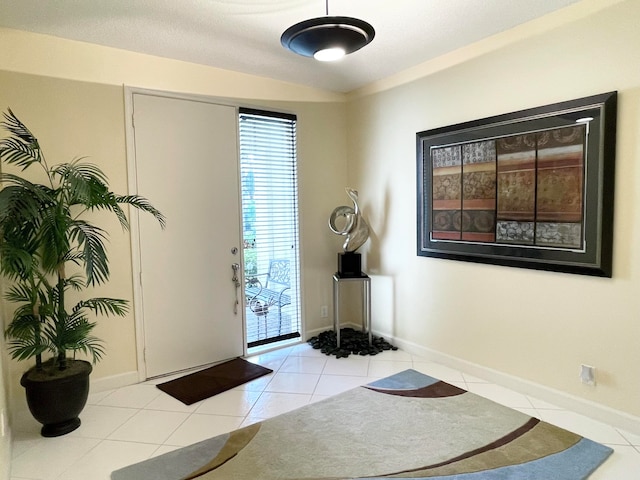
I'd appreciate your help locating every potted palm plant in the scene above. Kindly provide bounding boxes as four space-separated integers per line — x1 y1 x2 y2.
0 109 165 437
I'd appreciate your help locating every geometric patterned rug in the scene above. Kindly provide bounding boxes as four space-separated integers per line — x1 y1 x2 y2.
111 369 613 479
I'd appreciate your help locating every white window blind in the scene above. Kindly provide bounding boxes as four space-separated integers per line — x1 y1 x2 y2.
239 108 301 347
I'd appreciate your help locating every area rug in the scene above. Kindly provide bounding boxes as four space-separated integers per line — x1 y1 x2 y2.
115 369 612 479
156 358 272 405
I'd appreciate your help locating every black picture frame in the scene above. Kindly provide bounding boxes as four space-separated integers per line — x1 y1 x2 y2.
416 91 617 277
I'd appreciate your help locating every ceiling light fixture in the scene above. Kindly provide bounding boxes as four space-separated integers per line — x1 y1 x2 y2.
281 0 375 62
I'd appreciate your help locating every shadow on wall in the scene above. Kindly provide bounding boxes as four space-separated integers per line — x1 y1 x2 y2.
364 184 390 273
362 184 396 338
370 275 395 338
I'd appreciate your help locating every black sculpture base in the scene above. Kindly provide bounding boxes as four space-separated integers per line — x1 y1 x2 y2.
338 252 364 278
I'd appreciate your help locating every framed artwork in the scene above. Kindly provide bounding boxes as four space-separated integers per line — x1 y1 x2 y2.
416 91 617 277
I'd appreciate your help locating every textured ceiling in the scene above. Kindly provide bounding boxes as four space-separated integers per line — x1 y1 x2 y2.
0 0 582 93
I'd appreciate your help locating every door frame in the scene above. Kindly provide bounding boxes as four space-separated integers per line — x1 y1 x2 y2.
124 86 251 381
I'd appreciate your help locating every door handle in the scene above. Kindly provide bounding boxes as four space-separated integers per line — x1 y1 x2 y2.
232 263 241 314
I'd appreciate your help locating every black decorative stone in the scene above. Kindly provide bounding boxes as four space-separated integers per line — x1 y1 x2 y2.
308 328 397 358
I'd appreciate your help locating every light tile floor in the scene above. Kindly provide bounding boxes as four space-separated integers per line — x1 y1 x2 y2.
9 343 640 479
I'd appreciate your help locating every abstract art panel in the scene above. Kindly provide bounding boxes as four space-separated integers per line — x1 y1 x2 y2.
462 141 496 242
417 92 617 276
432 146 462 240
535 126 585 248
496 134 537 245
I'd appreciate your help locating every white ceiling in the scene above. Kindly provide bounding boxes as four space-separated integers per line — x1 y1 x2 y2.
0 0 582 93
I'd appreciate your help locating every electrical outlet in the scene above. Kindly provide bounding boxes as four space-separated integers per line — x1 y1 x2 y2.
320 305 328 318
580 364 596 386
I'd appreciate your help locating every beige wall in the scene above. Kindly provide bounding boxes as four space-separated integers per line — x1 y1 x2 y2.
346 0 640 416
0 28 344 104
0 331 9 480
0 36 348 416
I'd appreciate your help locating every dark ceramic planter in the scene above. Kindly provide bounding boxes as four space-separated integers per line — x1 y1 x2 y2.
20 359 93 437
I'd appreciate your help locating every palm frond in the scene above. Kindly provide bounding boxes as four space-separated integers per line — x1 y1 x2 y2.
57 312 94 341
68 220 109 285
115 195 167 229
89 191 130 230
0 183 48 280
3 277 52 316
53 160 109 186
69 336 105 364
0 109 44 170
0 138 42 170
5 311 40 337
5 339 50 362
4 283 35 304
0 172 34 187
64 274 86 291
0 109 46 170
0 178 53 224
53 160 111 208
62 250 84 266
53 312 105 363
73 297 129 317
37 206 71 273
0 244 37 280
1 109 38 143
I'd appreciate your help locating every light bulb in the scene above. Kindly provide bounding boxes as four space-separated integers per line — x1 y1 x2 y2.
314 47 346 62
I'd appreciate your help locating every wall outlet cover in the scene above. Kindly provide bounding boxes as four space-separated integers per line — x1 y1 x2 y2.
580 364 596 386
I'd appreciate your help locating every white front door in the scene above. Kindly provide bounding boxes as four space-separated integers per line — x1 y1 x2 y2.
131 93 244 378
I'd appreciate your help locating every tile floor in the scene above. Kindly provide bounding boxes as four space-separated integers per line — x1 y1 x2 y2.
9 343 640 480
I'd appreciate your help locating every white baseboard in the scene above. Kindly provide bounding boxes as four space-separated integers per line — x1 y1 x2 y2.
1 431 10 480
387 333 640 435
90 371 139 394
305 323 367 342
304 325 331 340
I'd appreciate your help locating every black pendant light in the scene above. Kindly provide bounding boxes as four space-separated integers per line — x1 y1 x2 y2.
281 0 375 62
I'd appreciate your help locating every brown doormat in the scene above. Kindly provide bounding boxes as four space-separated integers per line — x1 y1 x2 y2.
156 357 272 405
